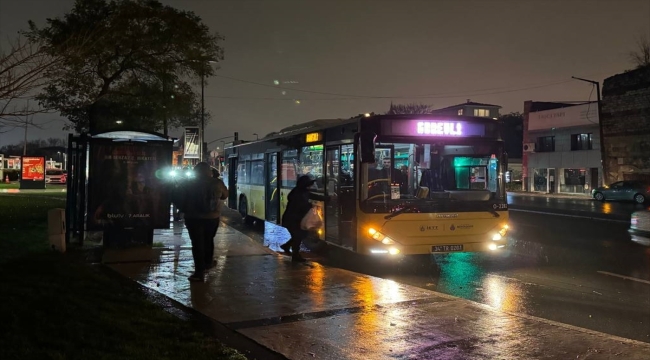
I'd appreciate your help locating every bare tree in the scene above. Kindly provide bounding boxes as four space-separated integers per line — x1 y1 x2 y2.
0 36 59 128
385 102 436 115
629 34 650 69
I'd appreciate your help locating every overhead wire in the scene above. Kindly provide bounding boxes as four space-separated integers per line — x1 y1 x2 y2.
209 72 614 102
213 74 576 100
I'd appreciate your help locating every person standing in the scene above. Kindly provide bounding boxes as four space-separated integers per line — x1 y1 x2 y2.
177 162 228 281
280 175 326 262
206 167 228 263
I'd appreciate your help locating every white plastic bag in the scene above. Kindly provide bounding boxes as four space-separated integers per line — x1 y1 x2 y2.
300 207 323 231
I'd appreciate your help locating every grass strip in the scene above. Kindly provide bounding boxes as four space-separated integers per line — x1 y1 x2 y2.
0 194 247 360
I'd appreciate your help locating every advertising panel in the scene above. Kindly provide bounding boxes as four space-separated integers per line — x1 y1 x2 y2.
21 157 45 181
183 127 200 159
87 140 173 230
19 156 46 189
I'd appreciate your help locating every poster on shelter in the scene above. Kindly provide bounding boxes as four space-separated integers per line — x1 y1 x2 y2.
21 157 45 181
87 140 172 230
184 127 200 159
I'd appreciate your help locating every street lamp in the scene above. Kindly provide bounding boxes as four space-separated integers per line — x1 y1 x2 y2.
200 60 218 162
253 133 259 140
571 76 607 185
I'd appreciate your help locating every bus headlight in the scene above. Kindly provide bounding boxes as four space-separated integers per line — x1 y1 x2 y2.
368 228 395 244
492 224 509 240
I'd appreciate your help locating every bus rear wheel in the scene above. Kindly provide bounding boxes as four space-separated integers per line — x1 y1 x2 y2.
239 197 248 219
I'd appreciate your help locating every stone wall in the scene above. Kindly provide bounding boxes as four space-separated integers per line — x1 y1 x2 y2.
602 67 650 183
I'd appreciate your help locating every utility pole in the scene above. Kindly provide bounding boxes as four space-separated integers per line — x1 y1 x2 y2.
200 69 205 162
162 76 168 136
572 76 607 185
23 123 27 156
23 99 28 156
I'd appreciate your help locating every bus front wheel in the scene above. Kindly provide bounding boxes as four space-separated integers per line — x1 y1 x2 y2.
239 197 248 219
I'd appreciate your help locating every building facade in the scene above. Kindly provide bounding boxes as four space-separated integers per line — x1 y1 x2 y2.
522 101 602 194
431 100 501 119
601 67 650 184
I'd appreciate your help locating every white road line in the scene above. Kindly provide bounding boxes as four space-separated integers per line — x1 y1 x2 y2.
510 208 629 223
597 271 650 285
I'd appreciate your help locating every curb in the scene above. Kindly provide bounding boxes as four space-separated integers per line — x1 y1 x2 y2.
100 264 289 360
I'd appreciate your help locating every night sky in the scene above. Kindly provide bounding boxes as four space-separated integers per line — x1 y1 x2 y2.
1 0 649 147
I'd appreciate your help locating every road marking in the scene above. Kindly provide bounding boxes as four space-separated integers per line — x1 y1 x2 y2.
509 208 628 223
597 271 650 285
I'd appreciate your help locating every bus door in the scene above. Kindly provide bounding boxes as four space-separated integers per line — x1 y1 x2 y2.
325 144 356 250
227 157 237 210
265 152 280 223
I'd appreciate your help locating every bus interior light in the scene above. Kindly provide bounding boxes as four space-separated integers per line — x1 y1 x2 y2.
370 249 389 254
388 248 400 255
492 233 502 241
488 243 498 251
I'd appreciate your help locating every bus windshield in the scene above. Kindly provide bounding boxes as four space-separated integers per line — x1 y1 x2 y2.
360 142 506 214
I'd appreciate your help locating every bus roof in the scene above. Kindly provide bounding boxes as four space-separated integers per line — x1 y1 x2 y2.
227 114 499 148
271 118 356 137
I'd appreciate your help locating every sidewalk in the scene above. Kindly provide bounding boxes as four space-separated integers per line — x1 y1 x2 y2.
107 224 650 360
508 191 592 200
508 191 592 201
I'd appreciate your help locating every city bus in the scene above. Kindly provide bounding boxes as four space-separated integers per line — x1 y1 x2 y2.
224 114 509 256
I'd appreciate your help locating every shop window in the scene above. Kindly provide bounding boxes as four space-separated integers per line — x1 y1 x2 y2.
536 136 555 152
571 133 592 151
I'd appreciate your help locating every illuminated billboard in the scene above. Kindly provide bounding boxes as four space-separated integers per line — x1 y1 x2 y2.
21 157 45 181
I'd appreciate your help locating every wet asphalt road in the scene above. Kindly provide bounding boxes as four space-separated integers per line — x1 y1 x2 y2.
221 196 650 343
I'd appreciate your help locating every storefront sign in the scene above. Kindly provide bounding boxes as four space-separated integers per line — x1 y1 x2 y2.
529 103 599 130
21 157 45 181
87 140 172 230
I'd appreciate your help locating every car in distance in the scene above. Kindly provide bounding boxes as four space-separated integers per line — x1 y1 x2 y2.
45 169 66 185
592 181 649 204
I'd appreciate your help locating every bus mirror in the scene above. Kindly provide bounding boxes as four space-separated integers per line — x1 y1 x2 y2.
359 132 377 163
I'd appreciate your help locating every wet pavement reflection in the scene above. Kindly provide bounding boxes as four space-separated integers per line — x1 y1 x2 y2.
507 193 650 220
219 205 650 344
107 221 650 359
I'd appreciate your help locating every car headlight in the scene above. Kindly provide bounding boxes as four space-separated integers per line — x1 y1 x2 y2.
368 228 395 245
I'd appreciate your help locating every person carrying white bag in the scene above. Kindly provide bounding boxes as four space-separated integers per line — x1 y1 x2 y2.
280 175 327 262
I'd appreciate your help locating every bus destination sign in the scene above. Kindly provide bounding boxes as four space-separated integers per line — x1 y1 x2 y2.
417 121 462 136
386 120 486 137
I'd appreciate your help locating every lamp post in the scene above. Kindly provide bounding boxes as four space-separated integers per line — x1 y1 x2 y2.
571 76 607 185
253 133 259 140
199 60 218 162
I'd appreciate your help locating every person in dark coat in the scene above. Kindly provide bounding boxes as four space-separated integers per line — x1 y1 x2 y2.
280 175 326 262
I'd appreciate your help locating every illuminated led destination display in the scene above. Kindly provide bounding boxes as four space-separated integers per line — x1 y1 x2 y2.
416 121 462 136
385 119 487 137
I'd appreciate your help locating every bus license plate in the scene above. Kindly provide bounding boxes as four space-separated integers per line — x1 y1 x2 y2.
431 245 463 253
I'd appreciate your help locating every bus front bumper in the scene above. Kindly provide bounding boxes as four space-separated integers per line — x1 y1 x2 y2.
367 240 507 256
